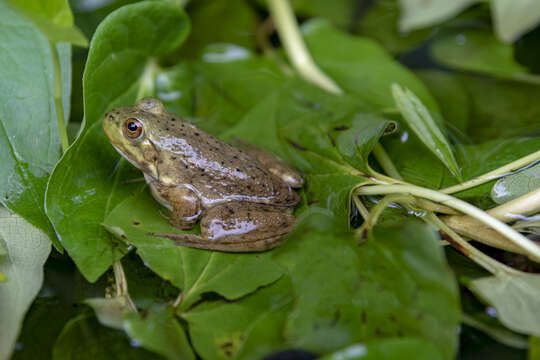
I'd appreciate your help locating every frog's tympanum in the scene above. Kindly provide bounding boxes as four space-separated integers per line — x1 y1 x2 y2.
103 98 303 252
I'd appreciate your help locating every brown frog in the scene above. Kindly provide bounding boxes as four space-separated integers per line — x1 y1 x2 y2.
102 98 303 252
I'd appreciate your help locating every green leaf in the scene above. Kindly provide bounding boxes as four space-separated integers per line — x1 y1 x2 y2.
319 339 444 360
52 312 162 360
355 0 431 54
302 19 440 112
491 163 540 204
124 306 195 360
6 0 88 46
185 211 460 359
397 0 480 31
0 207 51 360
158 45 286 134
290 0 357 28
180 0 258 59
415 70 470 135
391 84 461 180
0 1 71 244
431 30 537 81
45 1 191 282
469 271 540 336
183 276 294 360
102 190 285 311
491 0 540 43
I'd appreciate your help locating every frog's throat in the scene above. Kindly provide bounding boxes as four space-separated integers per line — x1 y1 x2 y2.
111 143 159 179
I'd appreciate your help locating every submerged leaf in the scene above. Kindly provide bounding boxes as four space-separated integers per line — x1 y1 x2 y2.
0 207 51 360
469 271 540 336
392 84 461 180
491 163 540 204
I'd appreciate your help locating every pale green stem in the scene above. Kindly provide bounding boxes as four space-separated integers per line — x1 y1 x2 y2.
487 187 540 223
425 213 505 274
50 42 69 153
113 260 137 311
372 143 403 180
136 59 159 100
441 150 540 194
267 0 342 94
355 184 540 260
356 194 412 237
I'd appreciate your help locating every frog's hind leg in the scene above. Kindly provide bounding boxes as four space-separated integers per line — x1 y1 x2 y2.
145 232 286 252
148 202 296 252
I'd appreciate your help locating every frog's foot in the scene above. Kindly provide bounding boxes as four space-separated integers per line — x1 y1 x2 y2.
146 232 286 252
149 202 296 252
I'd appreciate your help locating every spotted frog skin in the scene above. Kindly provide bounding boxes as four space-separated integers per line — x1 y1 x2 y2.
102 98 303 252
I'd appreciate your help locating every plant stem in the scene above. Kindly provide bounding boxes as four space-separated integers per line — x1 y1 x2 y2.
113 260 137 311
267 0 342 94
372 143 403 180
441 150 540 194
461 313 528 349
355 184 540 260
487 188 540 223
50 42 69 153
356 194 412 238
425 213 506 275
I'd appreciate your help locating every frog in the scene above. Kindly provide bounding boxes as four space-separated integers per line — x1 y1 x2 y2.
102 97 303 252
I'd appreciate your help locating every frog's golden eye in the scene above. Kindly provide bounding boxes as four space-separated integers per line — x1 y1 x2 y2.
124 118 143 140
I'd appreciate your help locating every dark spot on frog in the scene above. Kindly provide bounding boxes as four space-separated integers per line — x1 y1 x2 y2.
333 125 349 131
194 132 199 136
287 139 307 151
109 115 114 120
166 127 169 131
171 156 176 160
120 234 127 239
133 221 140 225
170 117 175 121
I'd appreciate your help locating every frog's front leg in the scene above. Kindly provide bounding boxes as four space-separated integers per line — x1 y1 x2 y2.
149 202 295 252
148 180 202 229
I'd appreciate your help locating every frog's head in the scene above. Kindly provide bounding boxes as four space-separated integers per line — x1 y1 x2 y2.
102 97 166 180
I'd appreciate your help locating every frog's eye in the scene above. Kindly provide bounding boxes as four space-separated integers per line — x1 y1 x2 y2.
124 118 143 140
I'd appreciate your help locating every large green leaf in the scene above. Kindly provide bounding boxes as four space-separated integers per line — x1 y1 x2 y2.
301 19 440 112
430 30 537 81
0 207 51 360
0 1 71 243
491 0 540 43
397 0 480 31
103 190 285 311
124 306 195 360
184 211 460 359
6 0 88 46
45 1 190 282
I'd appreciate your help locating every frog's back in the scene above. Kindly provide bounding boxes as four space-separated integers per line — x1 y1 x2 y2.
151 117 299 208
